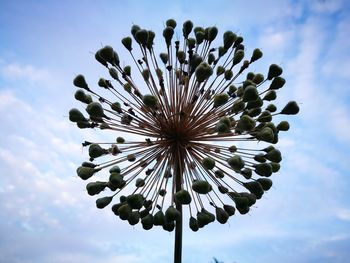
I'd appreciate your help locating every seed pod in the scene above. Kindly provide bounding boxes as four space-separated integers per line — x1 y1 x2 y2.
95 51 108 67
264 149 282 163
223 31 236 49
216 207 229 224
224 69 233 80
111 102 122 113
271 162 280 172
96 196 113 209
254 154 266 163
263 90 277 101
135 178 145 187
195 31 205 45
131 24 140 37
143 200 153 209
142 69 150 81
241 168 252 179
118 204 132 220
89 143 106 158
192 180 212 194
231 101 245 113
218 46 227 57
257 178 273 191
254 163 273 177
189 216 199 232
98 78 109 89
153 210 165 226
253 73 264 84
128 211 140 225
175 189 192 205
73 74 89 90
267 64 283 80
277 121 290 131
243 181 264 199
111 203 124 216
232 50 244 66
165 206 181 221
69 108 87 123
216 66 225 76
163 26 174 46
115 137 125 144
135 29 148 45
218 185 228 194
213 93 229 108
232 196 250 214
195 62 213 83
98 45 115 64
214 170 225 178
247 107 262 117
202 157 215 170
202 208 215 223
237 115 256 131
240 192 257 206
127 154 136 162
166 18 177 29
269 76 285 90
163 220 175 232
266 104 277 113
143 94 158 108
109 165 121 174
250 48 263 63
182 20 193 38
76 121 92 129
76 166 97 180
228 145 237 153
222 205 235 216
109 172 124 188
257 111 272 123
86 102 104 118
208 26 218 42
243 85 259 102
121 36 132 51
256 127 275 143
74 89 91 104
281 101 299 115
126 194 144 209
246 98 263 109
86 181 107 196
177 51 186 64
208 53 215 65
227 155 245 170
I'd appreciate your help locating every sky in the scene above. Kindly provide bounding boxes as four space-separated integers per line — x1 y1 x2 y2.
0 0 350 262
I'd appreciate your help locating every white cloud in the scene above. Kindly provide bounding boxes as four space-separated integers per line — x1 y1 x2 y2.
336 209 350 221
1 62 50 82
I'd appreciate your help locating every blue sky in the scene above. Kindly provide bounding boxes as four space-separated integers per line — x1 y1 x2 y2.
0 0 350 262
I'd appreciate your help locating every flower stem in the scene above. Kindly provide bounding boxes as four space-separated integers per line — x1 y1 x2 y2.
174 160 183 263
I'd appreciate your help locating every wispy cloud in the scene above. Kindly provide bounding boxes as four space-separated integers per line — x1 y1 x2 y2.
1 62 50 82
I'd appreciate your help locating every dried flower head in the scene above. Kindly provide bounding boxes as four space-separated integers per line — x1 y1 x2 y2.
70 19 299 232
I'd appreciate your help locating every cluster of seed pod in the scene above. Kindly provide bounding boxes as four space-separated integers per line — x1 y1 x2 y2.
70 19 299 232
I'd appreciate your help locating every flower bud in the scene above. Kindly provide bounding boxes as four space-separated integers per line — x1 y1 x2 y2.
223 204 235 216
98 45 115 64
241 168 252 179
195 31 205 45
109 173 124 188
208 53 215 65
216 207 229 224
118 204 132 220
253 73 264 84
237 115 256 131
243 181 264 199
256 127 275 142
232 50 244 66
263 90 277 101
223 31 236 49
135 178 145 187
131 25 141 37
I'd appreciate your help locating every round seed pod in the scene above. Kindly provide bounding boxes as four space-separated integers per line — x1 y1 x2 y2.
96 196 113 209
182 20 193 38
95 51 107 67
123 83 132 93
166 18 177 28
232 50 244 66
175 189 192 205
216 122 230 134
131 24 140 37
208 53 215 65
76 121 92 129
143 200 153 209
246 72 255 80
218 46 227 57
202 157 215 170
213 93 229 107
223 31 236 49
177 51 186 64
111 102 122 113
202 208 215 223
233 196 250 214
127 211 140 225
153 210 165 226
267 64 283 80
216 207 229 224
197 211 209 227
240 192 257 206
82 161 96 168
98 78 108 89
135 29 148 45
228 145 237 153
73 74 88 89
231 101 245 113
243 85 259 102
127 154 136 162
270 162 281 172
264 149 282 163
263 90 277 101
281 101 299 115
142 94 158 108
74 89 91 104
266 104 277 113
89 143 106 158
69 108 87 123
135 178 145 188
253 73 264 84
208 26 218 42
214 170 225 178
190 54 203 72
76 166 97 180
277 121 290 131
159 53 168 65
218 185 229 194
98 45 115 64
269 76 285 90
109 165 121 174
142 69 150 81
195 62 213 83
121 36 132 51
120 195 127 203
250 48 263 63
159 189 167 196
227 155 245 170
86 181 107 196
115 137 125 144
139 208 150 219
256 127 275 143
192 180 212 194
126 194 144 209
254 163 273 177
118 204 132 220
195 31 205 45
163 26 174 46
223 204 236 216
237 115 256 131
247 107 262 117
146 30 155 49
224 69 233 80
246 98 263 109
257 178 273 191
257 111 272 123
241 168 252 179
111 202 124 216
86 102 104 118
243 181 264 199
123 66 131 76
109 173 124 188
216 66 225 76
254 154 266 163
165 206 181 221
163 220 175 232
189 216 199 232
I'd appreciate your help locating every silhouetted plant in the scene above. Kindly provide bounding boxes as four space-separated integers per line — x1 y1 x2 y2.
70 18 299 263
